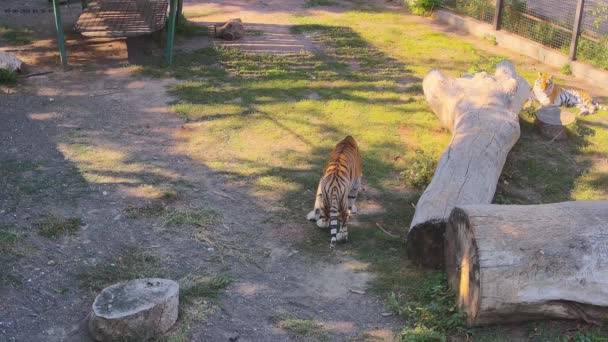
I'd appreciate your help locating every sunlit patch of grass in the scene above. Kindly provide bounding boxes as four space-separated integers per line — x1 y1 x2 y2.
36 215 82 238
273 314 329 340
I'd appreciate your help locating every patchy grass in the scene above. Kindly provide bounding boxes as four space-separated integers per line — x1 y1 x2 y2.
124 202 167 218
36 215 82 238
0 228 23 255
148 4 608 340
180 275 232 303
76 247 167 291
0 25 34 45
164 208 219 227
274 314 329 340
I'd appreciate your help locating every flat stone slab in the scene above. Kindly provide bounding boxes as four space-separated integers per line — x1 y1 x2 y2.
89 278 179 341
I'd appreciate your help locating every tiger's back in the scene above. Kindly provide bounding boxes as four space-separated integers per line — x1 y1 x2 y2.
307 136 362 247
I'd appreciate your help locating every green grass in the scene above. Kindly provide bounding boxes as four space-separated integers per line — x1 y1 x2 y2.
179 275 232 303
273 314 329 340
303 0 335 8
143 4 608 340
0 69 17 83
76 248 167 291
35 215 82 238
0 25 34 45
164 209 219 227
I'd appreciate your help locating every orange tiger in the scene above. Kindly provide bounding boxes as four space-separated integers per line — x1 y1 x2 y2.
307 136 362 248
533 72 606 115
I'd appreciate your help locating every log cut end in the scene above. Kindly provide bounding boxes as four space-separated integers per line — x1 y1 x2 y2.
534 106 575 140
406 219 446 268
445 208 480 326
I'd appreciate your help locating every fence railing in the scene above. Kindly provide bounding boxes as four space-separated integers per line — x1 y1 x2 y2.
440 0 608 70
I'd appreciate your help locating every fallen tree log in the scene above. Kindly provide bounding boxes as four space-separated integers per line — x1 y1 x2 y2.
445 201 608 326
406 61 530 267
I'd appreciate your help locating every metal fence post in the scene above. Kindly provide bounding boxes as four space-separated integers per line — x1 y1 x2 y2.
493 0 504 30
52 0 67 65
569 0 585 61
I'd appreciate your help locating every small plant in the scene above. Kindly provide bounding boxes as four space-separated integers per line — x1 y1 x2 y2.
484 34 498 45
401 150 437 189
0 69 17 83
408 0 441 16
401 326 446 341
560 64 572 75
36 215 82 238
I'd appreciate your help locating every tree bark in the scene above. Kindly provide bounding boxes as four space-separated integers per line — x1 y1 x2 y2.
445 201 608 326
406 61 530 267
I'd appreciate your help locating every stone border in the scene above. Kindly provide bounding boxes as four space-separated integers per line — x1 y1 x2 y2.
432 9 608 90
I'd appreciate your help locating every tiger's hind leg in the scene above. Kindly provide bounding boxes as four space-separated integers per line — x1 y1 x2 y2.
307 178 329 228
336 224 348 243
307 179 323 221
576 103 591 116
348 176 362 215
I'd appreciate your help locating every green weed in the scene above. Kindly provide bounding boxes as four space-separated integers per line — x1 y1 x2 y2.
0 69 17 83
180 275 232 303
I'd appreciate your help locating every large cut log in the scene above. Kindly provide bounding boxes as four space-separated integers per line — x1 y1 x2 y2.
406 61 530 267
445 201 608 326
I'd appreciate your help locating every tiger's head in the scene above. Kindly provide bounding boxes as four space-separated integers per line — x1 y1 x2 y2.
534 72 554 93
533 72 555 105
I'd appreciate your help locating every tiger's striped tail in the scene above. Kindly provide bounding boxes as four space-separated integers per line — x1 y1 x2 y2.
329 189 340 249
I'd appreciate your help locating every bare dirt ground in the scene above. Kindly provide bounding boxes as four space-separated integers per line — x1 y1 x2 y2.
2 1 608 341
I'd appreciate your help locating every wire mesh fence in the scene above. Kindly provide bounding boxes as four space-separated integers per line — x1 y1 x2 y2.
440 0 495 24
439 0 608 70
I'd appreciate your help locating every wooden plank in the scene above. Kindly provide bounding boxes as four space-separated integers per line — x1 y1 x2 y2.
75 0 168 38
